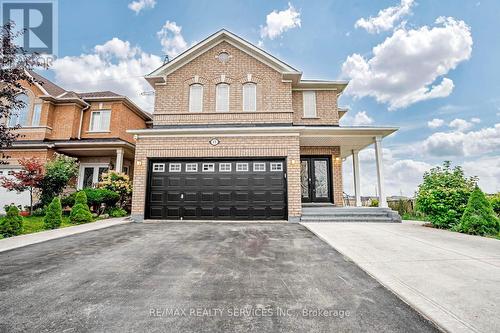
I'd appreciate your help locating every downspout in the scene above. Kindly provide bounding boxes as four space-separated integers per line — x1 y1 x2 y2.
78 103 90 139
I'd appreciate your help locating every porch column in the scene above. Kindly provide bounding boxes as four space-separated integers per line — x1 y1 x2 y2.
374 136 387 208
352 150 362 207
115 148 124 173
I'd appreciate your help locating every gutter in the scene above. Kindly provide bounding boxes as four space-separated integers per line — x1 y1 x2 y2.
78 103 90 139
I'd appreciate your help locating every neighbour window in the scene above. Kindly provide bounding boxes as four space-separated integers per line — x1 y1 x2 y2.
32 103 42 126
8 93 30 127
243 82 256 112
189 84 203 112
186 163 198 172
90 110 111 132
270 162 283 171
152 163 165 172
202 163 215 172
303 91 317 118
236 163 249 172
219 163 231 172
216 83 229 112
169 163 181 172
253 162 266 172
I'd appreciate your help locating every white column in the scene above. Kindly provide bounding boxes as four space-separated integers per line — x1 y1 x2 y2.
115 148 124 173
374 136 387 208
352 150 362 207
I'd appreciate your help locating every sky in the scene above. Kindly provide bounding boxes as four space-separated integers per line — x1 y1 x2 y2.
35 0 500 196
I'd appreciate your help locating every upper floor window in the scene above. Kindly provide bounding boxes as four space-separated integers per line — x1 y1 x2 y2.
303 91 317 118
8 94 30 127
216 83 229 112
243 82 256 112
90 110 111 132
31 103 42 126
189 84 203 113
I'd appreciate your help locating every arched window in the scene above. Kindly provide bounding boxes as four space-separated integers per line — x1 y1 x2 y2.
8 93 30 127
216 83 229 112
242 82 256 112
189 84 203 113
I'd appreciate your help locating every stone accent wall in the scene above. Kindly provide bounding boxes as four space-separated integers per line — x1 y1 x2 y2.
292 90 340 125
300 146 344 207
131 135 301 220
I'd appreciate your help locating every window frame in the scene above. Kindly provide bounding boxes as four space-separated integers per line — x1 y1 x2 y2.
78 163 109 189
270 162 283 172
8 93 30 127
89 110 111 132
302 91 317 118
189 83 204 113
31 103 42 126
236 163 249 172
242 82 257 112
152 163 165 173
185 163 198 172
219 163 232 172
253 162 266 172
202 163 215 172
216 83 230 112
169 163 182 172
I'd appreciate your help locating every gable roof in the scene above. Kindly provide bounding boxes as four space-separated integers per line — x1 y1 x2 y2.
145 29 303 86
27 69 66 96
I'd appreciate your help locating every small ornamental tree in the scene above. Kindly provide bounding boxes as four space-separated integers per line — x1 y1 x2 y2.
489 193 500 217
40 153 78 205
44 197 62 230
98 171 132 208
70 191 93 224
0 205 23 237
1 21 45 164
0 158 44 214
454 187 500 236
416 161 477 229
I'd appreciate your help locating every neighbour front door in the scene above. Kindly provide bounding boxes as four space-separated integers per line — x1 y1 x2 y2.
300 157 332 203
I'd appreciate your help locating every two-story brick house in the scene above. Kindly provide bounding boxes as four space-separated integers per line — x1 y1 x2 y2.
129 30 398 222
0 71 151 211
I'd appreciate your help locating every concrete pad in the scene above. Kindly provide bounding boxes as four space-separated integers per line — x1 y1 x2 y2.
303 220 500 333
0 217 130 252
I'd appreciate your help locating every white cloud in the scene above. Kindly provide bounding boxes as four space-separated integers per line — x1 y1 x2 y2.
422 123 500 157
260 2 301 40
355 0 415 34
157 21 189 59
463 156 500 194
428 118 444 128
50 38 163 111
342 17 473 110
128 0 156 14
340 111 374 126
470 117 481 124
449 118 473 132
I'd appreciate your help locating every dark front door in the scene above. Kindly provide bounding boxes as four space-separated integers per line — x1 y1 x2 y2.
146 159 287 220
301 157 332 203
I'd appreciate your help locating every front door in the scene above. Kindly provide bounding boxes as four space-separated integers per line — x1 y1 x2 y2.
301 157 332 203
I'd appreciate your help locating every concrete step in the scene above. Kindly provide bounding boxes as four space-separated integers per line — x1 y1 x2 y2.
301 216 395 223
300 206 402 223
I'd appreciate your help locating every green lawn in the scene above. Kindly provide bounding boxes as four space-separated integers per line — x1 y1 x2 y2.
19 215 74 235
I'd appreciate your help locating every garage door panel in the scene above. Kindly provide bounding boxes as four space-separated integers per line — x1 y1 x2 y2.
146 159 287 220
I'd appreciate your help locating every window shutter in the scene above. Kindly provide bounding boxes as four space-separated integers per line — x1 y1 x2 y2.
189 84 203 112
243 83 256 112
303 91 316 118
216 83 229 112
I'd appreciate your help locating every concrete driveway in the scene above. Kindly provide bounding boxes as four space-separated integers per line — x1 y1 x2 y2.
0 223 438 332
304 221 500 333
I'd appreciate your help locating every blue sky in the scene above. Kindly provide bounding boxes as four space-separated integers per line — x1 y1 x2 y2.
37 0 500 196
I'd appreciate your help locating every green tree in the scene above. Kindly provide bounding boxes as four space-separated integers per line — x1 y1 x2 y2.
70 191 93 224
0 205 23 237
44 197 62 230
415 161 477 229
454 187 500 236
489 193 500 217
40 154 78 205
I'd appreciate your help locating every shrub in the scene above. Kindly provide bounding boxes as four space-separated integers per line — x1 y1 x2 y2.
454 187 500 236
415 161 477 229
62 188 120 212
0 205 23 237
40 154 79 205
70 191 93 224
106 207 128 218
44 197 63 230
489 193 500 216
369 199 379 207
32 207 46 217
98 171 132 207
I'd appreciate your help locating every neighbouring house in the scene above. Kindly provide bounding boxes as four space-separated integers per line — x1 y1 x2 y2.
0 70 151 212
129 29 398 222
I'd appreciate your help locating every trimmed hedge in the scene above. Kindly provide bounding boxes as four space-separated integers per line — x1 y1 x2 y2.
70 191 93 224
454 187 500 236
44 197 63 230
0 206 23 237
62 188 119 211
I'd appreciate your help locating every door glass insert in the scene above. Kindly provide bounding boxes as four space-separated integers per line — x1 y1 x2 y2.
301 160 309 199
314 160 328 198
98 167 108 181
83 167 94 188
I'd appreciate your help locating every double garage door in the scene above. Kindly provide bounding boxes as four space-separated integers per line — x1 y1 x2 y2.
146 159 287 220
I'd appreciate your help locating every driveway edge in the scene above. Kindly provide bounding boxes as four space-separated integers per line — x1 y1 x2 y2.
0 217 131 253
301 223 447 333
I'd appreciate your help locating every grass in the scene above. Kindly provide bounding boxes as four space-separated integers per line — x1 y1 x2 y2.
19 215 73 235
401 212 429 222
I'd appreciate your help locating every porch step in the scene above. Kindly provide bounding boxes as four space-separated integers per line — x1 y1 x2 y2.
301 207 401 223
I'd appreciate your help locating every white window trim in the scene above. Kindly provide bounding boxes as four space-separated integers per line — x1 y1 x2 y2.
243 82 257 112
303 91 317 118
31 103 42 126
202 163 215 172
189 84 204 113
270 162 283 171
253 162 266 172
219 163 232 172
186 163 198 172
216 83 230 112
78 163 109 189
169 163 182 172
236 163 249 172
89 110 111 132
152 163 165 172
